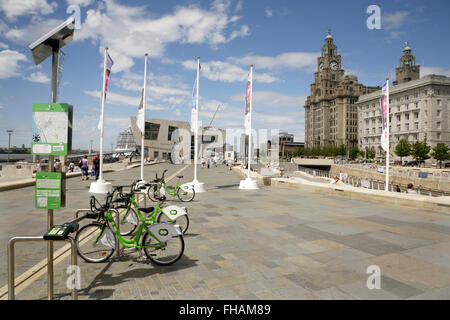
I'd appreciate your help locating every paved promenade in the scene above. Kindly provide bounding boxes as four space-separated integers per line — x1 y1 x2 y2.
1 163 450 300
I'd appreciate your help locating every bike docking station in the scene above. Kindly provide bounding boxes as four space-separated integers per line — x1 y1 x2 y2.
7 214 89 300
6 17 79 300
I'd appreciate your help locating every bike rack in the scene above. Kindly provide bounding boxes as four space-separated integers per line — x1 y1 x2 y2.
8 236 78 300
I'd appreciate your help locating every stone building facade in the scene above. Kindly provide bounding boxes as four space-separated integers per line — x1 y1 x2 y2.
304 32 380 149
356 44 450 160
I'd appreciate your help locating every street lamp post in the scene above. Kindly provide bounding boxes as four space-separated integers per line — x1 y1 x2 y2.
7 130 13 163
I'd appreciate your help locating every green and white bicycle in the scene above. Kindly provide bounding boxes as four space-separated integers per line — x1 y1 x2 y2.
75 186 184 266
146 169 195 203
116 181 190 235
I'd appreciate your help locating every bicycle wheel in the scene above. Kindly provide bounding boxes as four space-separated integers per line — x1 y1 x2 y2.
157 212 189 234
75 223 116 263
147 184 161 202
177 185 195 202
113 208 138 236
141 232 184 266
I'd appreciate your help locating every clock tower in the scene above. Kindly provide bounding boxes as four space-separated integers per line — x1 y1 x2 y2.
393 42 420 85
304 31 381 149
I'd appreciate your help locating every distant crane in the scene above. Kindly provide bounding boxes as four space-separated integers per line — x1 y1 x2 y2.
208 104 222 127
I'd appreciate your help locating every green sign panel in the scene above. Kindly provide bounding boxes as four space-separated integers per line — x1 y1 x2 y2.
32 103 72 155
35 172 62 210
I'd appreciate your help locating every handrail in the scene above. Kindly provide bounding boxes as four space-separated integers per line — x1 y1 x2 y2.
8 236 77 300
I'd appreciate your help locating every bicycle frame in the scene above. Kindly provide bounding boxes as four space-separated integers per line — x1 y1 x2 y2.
93 207 162 251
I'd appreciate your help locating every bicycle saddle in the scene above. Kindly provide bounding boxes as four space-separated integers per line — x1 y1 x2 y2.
139 207 155 214
177 175 183 179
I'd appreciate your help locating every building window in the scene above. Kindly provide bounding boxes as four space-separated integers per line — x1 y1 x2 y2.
145 122 160 140
437 122 441 129
437 110 441 117
437 133 441 140
168 126 179 141
414 112 419 119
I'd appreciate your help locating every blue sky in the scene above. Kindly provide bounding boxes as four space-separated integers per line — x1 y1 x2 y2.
0 0 449 150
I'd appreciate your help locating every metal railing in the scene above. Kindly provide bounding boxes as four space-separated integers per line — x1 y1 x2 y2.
335 164 450 182
298 166 450 197
8 236 77 300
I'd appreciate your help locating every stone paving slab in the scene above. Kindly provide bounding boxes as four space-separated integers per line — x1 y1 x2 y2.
1 163 450 300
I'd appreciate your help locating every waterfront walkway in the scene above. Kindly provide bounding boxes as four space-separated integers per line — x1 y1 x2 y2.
1 163 450 300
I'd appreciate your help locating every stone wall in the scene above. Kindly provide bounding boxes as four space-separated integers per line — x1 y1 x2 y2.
330 164 450 193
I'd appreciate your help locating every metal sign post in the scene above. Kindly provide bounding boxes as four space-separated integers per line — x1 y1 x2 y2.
29 16 75 301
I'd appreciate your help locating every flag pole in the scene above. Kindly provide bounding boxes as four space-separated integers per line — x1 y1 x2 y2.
194 56 200 183
385 78 390 191
247 64 253 180
239 64 259 190
89 47 112 194
98 47 108 182
190 56 206 193
141 54 148 181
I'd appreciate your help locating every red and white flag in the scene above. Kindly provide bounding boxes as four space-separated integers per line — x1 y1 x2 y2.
104 53 114 98
244 66 253 135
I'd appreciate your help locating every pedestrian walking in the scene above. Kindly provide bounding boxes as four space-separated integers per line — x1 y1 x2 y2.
407 183 417 194
93 154 100 180
207 157 211 169
35 160 42 173
80 155 89 180
201 158 206 168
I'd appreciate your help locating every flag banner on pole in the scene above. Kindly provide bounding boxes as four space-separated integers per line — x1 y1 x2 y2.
244 68 252 135
191 77 198 132
136 88 145 134
98 52 113 130
380 82 389 152
104 53 114 98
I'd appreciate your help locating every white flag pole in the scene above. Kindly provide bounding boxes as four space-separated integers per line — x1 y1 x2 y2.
385 78 390 191
247 64 253 180
239 65 259 190
98 47 108 182
194 56 200 183
90 47 112 194
141 54 148 181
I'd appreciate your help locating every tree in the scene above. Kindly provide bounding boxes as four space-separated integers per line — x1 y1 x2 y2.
349 146 360 160
336 144 347 156
365 147 376 160
431 143 450 168
394 138 411 163
411 137 430 165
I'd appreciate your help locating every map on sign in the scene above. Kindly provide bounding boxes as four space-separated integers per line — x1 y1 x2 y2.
31 103 72 155
33 112 68 143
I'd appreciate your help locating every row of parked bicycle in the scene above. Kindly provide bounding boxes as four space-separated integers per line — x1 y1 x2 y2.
75 169 195 266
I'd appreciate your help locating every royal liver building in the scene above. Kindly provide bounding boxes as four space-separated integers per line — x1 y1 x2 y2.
304 32 380 149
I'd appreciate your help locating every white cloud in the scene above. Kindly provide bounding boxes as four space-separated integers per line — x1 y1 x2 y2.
0 0 57 19
182 59 278 83
3 16 64 44
421 66 450 78
27 71 50 83
84 90 140 107
382 11 410 31
230 52 319 71
66 0 93 6
232 91 306 108
0 42 8 49
0 49 27 79
265 9 273 17
75 0 250 72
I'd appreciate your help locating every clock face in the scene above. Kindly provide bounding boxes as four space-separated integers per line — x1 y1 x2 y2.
330 62 338 71
319 63 324 71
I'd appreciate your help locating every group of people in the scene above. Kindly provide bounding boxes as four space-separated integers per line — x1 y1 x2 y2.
201 157 218 169
78 154 101 181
